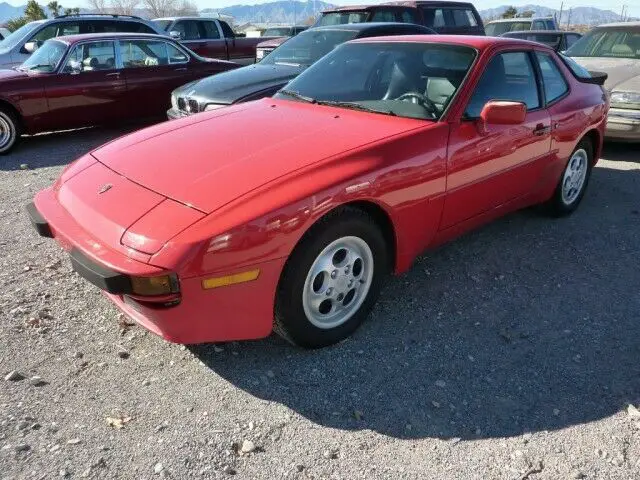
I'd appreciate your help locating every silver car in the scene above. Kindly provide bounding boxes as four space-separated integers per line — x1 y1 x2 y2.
566 22 640 142
0 14 165 69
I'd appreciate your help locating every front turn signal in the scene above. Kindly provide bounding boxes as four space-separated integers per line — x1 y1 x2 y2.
130 274 180 296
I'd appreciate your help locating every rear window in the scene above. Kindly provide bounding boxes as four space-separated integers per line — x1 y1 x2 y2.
318 11 369 26
485 21 532 36
421 8 446 28
451 9 478 27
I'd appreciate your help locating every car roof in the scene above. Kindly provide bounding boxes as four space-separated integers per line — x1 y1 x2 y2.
385 1 476 7
310 22 432 33
153 16 205 21
504 30 572 35
321 5 382 12
486 17 554 24
350 34 555 51
597 21 640 28
51 32 169 44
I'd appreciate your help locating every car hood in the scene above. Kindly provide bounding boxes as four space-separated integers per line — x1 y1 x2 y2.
257 37 288 49
174 63 304 105
91 98 423 214
570 57 640 91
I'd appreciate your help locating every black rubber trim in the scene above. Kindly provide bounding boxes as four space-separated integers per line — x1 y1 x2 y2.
70 249 132 294
26 202 53 238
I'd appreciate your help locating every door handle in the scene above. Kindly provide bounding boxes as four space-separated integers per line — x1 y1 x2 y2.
173 67 187 72
533 123 551 136
106 72 120 78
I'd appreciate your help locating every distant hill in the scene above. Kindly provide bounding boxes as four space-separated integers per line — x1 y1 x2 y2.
479 5 636 26
0 1 636 28
208 1 334 25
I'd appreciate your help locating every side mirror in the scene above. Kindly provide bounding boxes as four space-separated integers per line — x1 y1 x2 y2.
23 41 39 54
478 100 526 134
169 30 183 40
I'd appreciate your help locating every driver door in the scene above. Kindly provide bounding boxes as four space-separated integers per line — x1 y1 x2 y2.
441 50 552 229
43 40 127 131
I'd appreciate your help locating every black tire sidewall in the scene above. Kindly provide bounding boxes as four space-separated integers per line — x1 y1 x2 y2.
0 109 18 155
275 211 388 348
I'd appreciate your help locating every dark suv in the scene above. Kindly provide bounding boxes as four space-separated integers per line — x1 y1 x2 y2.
315 1 485 35
0 14 164 69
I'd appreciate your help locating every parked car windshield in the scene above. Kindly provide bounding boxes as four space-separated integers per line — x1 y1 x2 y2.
263 27 292 36
261 28 359 67
318 11 369 26
0 21 41 52
276 42 476 121
485 21 532 36
18 39 67 72
565 27 640 59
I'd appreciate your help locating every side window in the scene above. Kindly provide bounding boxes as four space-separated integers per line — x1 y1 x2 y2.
200 21 221 39
421 8 445 28
120 40 169 68
63 41 116 72
371 10 396 22
219 21 235 38
465 52 540 118
546 20 556 29
451 9 477 27
535 52 569 103
31 25 58 42
399 8 418 23
173 20 201 41
532 20 545 30
565 34 581 48
57 22 80 36
167 42 188 63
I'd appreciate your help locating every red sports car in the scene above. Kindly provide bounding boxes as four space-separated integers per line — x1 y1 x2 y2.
28 35 608 349
0 32 239 154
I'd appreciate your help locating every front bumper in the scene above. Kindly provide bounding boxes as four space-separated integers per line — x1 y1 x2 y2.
27 192 283 344
605 108 640 142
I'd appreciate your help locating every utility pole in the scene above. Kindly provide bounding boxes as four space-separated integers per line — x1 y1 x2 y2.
566 8 571 29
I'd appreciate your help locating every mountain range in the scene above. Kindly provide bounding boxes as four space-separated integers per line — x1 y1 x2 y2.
0 1 636 26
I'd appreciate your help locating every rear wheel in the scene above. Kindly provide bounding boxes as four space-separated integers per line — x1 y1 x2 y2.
546 138 593 216
274 207 389 348
0 107 20 155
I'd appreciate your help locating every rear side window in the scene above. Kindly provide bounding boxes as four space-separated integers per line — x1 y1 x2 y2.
371 9 396 22
532 20 546 30
451 9 478 27
421 8 445 28
64 40 116 72
400 8 418 23
200 21 220 39
173 20 201 40
535 52 569 103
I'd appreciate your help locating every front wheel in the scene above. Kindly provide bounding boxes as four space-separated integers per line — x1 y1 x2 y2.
274 207 389 348
545 138 593 216
0 108 20 155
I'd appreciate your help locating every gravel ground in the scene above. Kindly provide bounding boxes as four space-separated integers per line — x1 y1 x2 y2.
0 127 639 480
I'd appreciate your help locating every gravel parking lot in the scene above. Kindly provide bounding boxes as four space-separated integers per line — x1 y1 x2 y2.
1 127 638 480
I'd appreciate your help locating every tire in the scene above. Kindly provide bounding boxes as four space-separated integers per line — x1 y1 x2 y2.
274 207 389 349
545 138 593 217
0 107 20 155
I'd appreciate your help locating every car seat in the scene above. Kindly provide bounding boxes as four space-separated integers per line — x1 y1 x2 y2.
383 57 424 100
82 57 99 71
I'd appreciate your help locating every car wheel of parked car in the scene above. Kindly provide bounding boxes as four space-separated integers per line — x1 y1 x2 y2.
274 207 389 348
547 138 593 216
0 108 20 155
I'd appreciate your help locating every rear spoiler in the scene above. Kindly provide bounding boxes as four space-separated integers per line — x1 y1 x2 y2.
582 71 608 86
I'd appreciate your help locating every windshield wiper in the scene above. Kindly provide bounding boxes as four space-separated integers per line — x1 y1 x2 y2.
23 64 54 71
316 100 397 117
278 89 316 103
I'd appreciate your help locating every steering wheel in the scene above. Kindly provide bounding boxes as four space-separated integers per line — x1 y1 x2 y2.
396 92 438 114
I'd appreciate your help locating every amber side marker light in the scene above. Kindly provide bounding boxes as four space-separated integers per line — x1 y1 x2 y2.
130 274 180 296
202 270 260 290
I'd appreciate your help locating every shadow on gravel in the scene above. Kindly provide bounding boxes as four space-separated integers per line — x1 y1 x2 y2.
602 141 639 163
191 165 640 441
0 121 157 171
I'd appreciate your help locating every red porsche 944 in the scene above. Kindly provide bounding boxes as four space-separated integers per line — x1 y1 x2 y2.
28 35 608 348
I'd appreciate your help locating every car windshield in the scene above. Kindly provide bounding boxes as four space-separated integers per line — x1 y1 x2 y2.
261 28 359 67
565 27 640 59
264 27 292 36
19 39 67 72
275 42 476 121
485 21 532 36
0 21 41 52
154 20 173 31
318 11 370 26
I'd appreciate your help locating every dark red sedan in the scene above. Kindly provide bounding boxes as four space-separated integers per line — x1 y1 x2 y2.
0 32 239 154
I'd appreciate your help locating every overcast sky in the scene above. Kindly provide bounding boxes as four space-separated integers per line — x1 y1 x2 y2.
3 0 638 18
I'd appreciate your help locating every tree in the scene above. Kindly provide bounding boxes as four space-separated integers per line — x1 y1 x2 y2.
110 0 139 15
47 1 61 17
6 17 28 31
64 7 81 15
87 0 109 13
24 0 47 21
501 6 518 19
142 0 197 18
